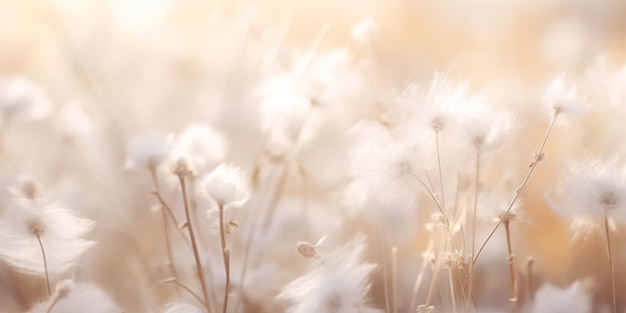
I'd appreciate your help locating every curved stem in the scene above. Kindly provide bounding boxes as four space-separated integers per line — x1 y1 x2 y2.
36 235 51 297
470 114 557 274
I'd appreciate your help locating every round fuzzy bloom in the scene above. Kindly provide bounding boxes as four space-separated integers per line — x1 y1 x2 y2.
201 163 251 208
543 76 588 120
0 198 95 275
162 303 204 313
531 281 592 313
0 78 53 121
53 102 96 140
169 124 228 175
276 235 381 313
124 133 173 169
560 159 626 219
391 72 480 139
459 105 515 153
29 280 120 313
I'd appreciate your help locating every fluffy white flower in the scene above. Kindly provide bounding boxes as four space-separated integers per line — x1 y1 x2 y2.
29 280 120 313
531 281 592 313
170 124 228 175
544 76 588 120
391 73 479 137
560 159 626 219
201 163 251 208
276 235 381 313
459 105 515 153
0 198 95 275
125 133 173 169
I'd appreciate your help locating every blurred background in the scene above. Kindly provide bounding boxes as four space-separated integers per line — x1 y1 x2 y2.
1 0 626 312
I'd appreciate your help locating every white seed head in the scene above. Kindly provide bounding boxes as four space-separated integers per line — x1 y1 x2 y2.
202 163 251 208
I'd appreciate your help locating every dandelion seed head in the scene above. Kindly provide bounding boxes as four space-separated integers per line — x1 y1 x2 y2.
544 76 589 120
201 163 251 208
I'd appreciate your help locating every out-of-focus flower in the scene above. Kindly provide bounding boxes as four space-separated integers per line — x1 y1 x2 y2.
560 159 626 219
124 133 173 170
53 102 96 141
169 124 228 175
351 17 378 45
459 105 515 153
0 197 95 275
29 280 121 313
276 235 381 313
0 78 53 122
544 76 589 120
531 281 592 313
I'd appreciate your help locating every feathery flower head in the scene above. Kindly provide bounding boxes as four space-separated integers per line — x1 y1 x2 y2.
561 158 626 219
201 163 251 208
544 76 589 120
459 104 515 153
125 133 173 170
0 197 95 275
170 123 228 175
277 235 381 313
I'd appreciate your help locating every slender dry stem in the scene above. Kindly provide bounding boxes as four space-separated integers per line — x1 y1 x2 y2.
435 132 447 219
408 238 434 313
605 213 616 313
470 114 557 274
160 278 206 306
525 257 534 305
218 203 231 313
467 149 480 311
392 246 399 313
36 235 51 297
148 166 180 286
504 219 518 311
178 174 213 313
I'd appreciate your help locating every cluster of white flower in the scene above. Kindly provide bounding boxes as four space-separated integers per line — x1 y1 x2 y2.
2 1 626 313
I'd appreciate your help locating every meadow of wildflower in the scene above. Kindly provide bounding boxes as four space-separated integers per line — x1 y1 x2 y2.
1 0 626 312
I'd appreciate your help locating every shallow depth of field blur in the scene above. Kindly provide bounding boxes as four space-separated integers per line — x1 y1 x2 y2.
1 0 626 312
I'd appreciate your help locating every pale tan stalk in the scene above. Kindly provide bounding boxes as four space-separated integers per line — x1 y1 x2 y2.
604 213 616 313
36 235 51 297
470 114 558 275
178 174 213 313
504 219 518 311
218 203 231 313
